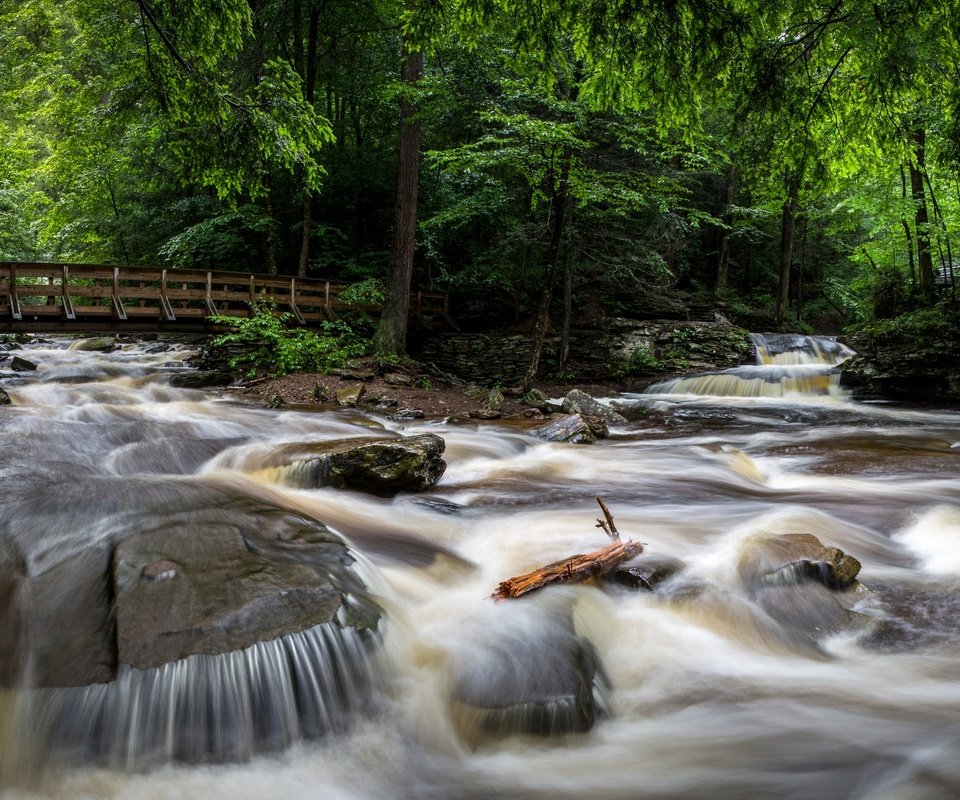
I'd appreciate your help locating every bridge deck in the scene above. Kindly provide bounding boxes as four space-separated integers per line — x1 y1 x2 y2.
0 263 451 333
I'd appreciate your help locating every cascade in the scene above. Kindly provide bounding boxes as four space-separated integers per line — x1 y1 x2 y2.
644 332 855 399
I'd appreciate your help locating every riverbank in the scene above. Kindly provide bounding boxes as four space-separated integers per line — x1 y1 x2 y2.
247 369 635 419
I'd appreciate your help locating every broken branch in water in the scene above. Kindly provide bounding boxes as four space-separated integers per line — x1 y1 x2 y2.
493 497 644 600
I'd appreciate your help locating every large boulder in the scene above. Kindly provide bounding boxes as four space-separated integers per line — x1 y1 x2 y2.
451 604 606 747
269 434 447 496
534 413 607 444
114 521 347 670
737 533 869 644
561 389 627 425
0 476 379 689
70 336 117 352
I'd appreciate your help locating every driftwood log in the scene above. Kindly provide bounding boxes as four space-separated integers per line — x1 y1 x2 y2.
493 497 644 600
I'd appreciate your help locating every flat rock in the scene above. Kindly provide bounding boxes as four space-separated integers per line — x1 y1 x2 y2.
0 476 379 688
336 383 365 407
114 525 345 670
384 372 413 386
561 389 627 425
390 407 424 419
71 336 117 352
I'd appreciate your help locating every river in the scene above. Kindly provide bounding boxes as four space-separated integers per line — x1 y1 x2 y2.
2 333 960 800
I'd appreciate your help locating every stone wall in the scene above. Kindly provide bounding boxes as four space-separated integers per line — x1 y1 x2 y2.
413 318 753 384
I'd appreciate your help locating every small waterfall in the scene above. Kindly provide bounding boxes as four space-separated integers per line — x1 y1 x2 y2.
645 333 855 399
6 623 378 772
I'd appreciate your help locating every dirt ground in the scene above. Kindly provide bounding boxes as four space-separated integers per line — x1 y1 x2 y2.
248 370 629 419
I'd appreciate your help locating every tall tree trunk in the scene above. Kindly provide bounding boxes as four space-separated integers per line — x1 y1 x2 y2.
909 127 935 303
795 213 808 322
264 174 278 275
373 42 424 355
522 157 572 390
900 164 916 285
774 180 798 326
559 232 575 372
297 6 320 278
715 164 737 297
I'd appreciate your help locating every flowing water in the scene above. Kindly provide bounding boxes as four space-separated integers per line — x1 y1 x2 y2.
3 333 960 800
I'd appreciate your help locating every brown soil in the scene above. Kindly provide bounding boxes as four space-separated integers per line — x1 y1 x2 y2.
245 371 628 420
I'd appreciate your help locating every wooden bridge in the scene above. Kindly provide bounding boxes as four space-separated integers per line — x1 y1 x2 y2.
0 262 452 333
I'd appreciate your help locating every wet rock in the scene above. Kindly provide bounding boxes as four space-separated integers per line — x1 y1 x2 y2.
535 413 606 444
611 555 686 591
739 533 862 590
10 356 37 372
277 433 447 496
0 476 380 688
521 387 551 409
336 383 365 407
0 387 9 405
168 369 234 388
561 389 627 425
738 533 869 643
105 436 247 475
71 336 117 352
390 407 424 420
114 525 346 670
452 606 606 747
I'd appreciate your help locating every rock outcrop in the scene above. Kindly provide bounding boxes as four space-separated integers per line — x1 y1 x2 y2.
269 433 447 496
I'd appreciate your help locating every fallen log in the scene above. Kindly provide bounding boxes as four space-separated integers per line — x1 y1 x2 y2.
493 497 644 600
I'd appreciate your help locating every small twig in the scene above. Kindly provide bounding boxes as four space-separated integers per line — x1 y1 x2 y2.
596 496 620 541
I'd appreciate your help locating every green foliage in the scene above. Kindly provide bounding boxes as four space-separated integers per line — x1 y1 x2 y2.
210 301 366 376
853 307 952 344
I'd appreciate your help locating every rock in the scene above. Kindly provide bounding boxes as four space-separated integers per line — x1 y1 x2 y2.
0 388 9 405
113 525 346 670
471 387 505 419
390 407 424 419
330 368 376 382
10 356 37 372
521 387 550 407
739 533 862 590
71 336 117 352
168 369 234 388
737 533 869 644
383 372 413 386
561 389 627 425
534 413 604 444
0 476 379 688
336 383 365 407
611 555 686 591
276 433 447 496
452 605 606 747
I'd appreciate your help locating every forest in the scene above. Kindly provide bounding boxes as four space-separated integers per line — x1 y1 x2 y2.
2 0 959 359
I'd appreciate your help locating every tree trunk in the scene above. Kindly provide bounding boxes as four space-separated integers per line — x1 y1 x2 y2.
559 227 575 372
297 6 320 279
264 174 278 276
715 164 737 297
909 127 935 303
522 156 572 391
795 213 808 322
373 43 424 355
900 164 916 285
774 180 798 326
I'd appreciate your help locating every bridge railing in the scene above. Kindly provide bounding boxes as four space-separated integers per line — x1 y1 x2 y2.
0 263 452 329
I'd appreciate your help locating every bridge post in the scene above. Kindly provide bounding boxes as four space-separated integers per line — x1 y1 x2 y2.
159 269 176 321
61 265 75 320
111 267 127 320
8 264 21 321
